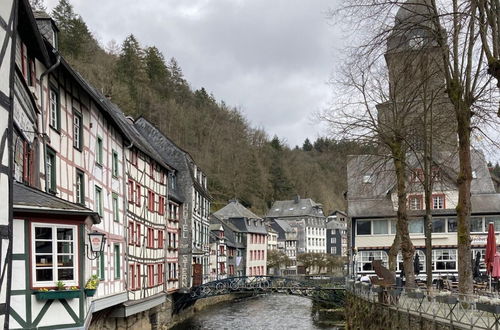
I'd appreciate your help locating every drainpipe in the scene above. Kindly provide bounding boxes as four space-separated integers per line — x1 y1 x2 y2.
123 142 133 291
40 52 60 192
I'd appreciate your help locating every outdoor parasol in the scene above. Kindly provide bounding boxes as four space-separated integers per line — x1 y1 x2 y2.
485 222 497 291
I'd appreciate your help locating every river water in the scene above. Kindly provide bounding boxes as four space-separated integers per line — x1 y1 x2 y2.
172 294 344 330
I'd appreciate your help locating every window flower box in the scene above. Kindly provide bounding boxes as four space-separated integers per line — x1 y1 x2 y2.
85 289 97 297
436 295 458 304
477 302 500 314
35 290 80 301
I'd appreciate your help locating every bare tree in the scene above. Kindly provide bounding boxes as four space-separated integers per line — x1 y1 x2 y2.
330 0 499 294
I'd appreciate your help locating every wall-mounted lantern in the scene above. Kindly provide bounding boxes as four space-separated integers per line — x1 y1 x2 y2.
86 231 106 260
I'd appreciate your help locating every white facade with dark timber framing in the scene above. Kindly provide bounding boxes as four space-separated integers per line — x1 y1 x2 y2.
0 0 16 327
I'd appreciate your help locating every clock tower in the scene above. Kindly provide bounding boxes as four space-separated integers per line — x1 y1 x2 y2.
377 0 457 151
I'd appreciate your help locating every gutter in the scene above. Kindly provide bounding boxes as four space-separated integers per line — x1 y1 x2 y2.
40 51 61 193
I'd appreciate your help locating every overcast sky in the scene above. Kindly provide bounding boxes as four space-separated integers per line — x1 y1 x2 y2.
44 0 343 148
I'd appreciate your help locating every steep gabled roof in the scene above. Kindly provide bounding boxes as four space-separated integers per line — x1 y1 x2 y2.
266 197 324 218
214 200 261 220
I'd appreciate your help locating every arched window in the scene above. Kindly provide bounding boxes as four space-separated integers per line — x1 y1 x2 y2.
396 250 425 273
356 250 388 273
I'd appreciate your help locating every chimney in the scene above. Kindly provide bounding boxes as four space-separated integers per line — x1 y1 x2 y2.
294 195 300 204
33 11 59 49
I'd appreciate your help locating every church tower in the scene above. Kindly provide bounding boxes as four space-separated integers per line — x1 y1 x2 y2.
377 0 457 151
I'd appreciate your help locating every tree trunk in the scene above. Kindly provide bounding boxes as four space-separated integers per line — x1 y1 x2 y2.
393 144 415 288
456 109 473 295
388 230 400 272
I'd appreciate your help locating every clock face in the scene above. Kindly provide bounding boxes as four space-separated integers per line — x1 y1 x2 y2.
408 34 425 49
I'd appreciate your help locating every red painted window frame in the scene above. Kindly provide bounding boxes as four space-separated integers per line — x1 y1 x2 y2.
148 264 155 287
432 193 446 209
135 223 141 246
129 264 135 290
135 183 141 206
158 230 164 249
128 221 135 245
148 190 155 212
158 196 165 215
136 264 141 289
128 179 134 203
408 195 423 210
158 263 164 285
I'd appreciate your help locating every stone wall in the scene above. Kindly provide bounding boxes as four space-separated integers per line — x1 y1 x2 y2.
346 293 465 330
89 293 252 330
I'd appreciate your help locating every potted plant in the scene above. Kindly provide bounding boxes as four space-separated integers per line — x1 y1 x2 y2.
85 275 100 297
35 281 80 300
435 291 458 304
476 296 500 314
407 288 424 299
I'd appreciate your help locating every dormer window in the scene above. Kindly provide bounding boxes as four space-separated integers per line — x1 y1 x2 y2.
362 174 373 184
410 169 424 183
408 195 423 210
472 170 477 179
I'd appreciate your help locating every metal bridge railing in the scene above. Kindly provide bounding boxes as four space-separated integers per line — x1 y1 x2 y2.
347 281 500 330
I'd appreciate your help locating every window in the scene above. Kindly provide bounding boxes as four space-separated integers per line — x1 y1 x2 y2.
362 174 373 184
114 244 121 279
32 223 77 287
49 87 59 130
128 221 135 245
73 112 83 150
130 149 138 166
470 217 484 233
129 264 136 290
46 148 56 193
432 218 446 233
95 186 103 216
136 264 141 289
158 263 164 285
112 150 119 177
409 195 423 210
447 217 457 232
75 170 84 205
170 173 177 190
96 137 103 165
112 193 119 222
128 179 134 204
472 170 477 179
433 249 457 271
432 167 442 182
148 190 155 212
472 249 486 271
135 183 141 206
148 264 155 287
158 230 164 249
98 251 105 280
409 219 424 234
396 250 426 272
158 196 165 215
373 220 388 235
356 220 371 235
135 224 141 246
356 250 388 273
147 228 155 248
28 56 36 87
485 216 500 232
432 194 445 209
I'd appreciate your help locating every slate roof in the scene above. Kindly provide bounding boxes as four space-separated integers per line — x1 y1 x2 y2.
269 219 296 240
213 200 261 220
227 217 268 235
210 215 241 248
347 149 500 218
266 197 324 218
13 182 100 223
134 117 210 200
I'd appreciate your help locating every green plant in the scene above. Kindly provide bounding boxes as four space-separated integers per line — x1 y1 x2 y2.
55 281 65 291
38 288 49 292
85 275 100 290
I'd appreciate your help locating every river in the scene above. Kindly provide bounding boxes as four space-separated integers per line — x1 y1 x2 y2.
172 294 344 330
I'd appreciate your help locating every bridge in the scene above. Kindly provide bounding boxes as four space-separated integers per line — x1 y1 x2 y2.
173 275 346 312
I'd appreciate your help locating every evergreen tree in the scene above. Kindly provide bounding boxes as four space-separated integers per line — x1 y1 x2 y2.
29 0 46 11
302 138 313 151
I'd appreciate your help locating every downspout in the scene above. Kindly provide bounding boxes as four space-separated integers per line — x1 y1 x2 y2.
40 52 60 192
123 142 133 291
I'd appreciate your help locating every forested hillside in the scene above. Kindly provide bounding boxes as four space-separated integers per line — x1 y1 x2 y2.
47 0 373 214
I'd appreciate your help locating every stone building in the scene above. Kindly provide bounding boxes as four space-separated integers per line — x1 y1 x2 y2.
266 196 327 254
213 200 268 276
347 0 500 279
268 219 298 275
